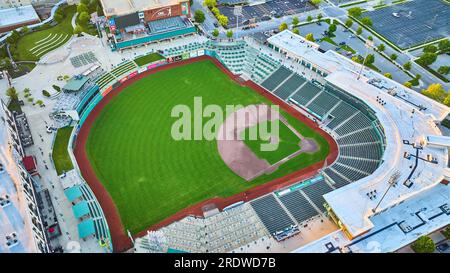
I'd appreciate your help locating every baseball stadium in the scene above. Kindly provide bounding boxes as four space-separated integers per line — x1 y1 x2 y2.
43 30 447 253
2 0 449 254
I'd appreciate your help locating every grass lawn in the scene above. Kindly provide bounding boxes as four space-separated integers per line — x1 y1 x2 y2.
134 53 165 67
12 5 75 62
241 119 301 165
85 60 329 234
52 126 74 175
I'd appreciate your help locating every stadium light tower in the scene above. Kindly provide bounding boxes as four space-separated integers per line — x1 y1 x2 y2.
372 170 401 213
357 39 374 80
234 5 243 40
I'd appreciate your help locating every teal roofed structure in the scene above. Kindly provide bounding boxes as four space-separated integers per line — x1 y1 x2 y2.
78 218 95 239
63 75 90 92
72 201 90 219
64 186 83 202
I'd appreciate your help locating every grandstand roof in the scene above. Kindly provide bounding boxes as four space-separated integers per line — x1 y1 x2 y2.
78 219 95 239
64 186 83 202
0 5 40 29
72 201 90 219
63 76 89 92
100 0 186 17
323 69 450 237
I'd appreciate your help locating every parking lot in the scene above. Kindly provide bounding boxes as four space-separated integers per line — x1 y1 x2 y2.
364 0 450 49
219 0 317 28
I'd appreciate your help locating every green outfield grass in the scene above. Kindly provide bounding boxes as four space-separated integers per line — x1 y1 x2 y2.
53 126 74 175
85 60 329 234
241 119 302 165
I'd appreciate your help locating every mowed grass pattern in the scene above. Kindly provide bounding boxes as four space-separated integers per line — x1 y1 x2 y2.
86 60 329 234
242 119 302 165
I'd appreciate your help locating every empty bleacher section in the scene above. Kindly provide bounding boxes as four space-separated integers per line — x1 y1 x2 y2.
250 194 297 240
279 191 319 223
301 178 334 212
95 73 116 90
323 168 350 188
273 73 306 100
164 41 205 57
207 41 248 74
110 61 138 78
290 82 321 107
306 91 340 118
326 102 358 129
261 66 292 91
136 203 268 253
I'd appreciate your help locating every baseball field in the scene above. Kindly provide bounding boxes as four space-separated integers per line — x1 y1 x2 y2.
84 59 330 234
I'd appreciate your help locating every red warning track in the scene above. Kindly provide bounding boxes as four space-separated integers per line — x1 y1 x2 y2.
73 56 338 252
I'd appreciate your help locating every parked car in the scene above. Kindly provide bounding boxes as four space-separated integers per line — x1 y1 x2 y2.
437 242 449 252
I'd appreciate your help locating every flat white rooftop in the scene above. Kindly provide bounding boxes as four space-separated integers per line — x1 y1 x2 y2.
100 0 185 17
0 5 40 29
294 182 450 253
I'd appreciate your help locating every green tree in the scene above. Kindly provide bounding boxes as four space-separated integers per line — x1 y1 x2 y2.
403 81 412 88
403 61 411 71
367 35 373 41
438 66 450 75
77 3 89 14
348 7 363 18
311 0 321 5
194 10 206 23
422 83 446 101
81 0 90 5
305 33 315 42
203 0 217 8
423 45 438 53
6 87 18 100
212 29 219 37
356 26 362 35
211 7 220 16
74 25 83 35
307 15 313 22
377 43 385 52
364 54 375 65
443 227 450 239
328 24 337 34
279 22 288 31
78 12 91 25
293 28 300 35
345 19 353 28
217 14 228 27
317 13 323 20
226 30 233 38
292 16 299 26
384 72 392 79
361 17 372 26
390 53 398 61
417 52 437 66
438 39 450 53
411 236 435 253
0 57 12 70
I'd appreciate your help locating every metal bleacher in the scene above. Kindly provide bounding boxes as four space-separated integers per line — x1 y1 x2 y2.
278 191 319 223
290 82 321 106
301 178 334 212
260 66 292 91
273 73 306 100
250 194 295 235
